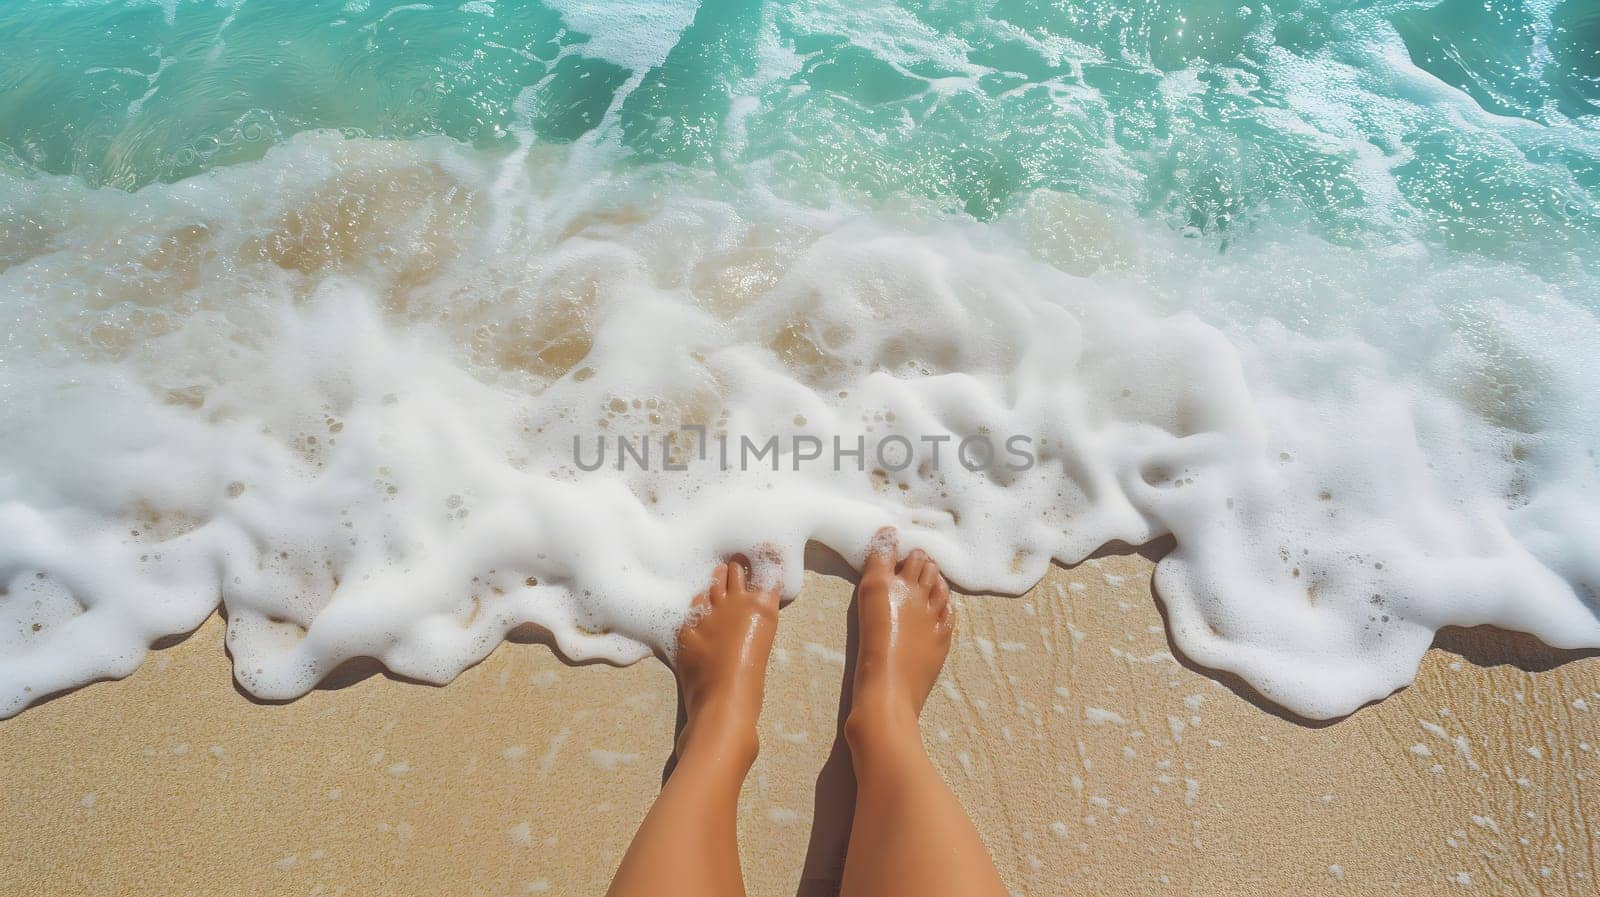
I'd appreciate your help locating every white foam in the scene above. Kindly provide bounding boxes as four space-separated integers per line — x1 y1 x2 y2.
541 0 699 73
1 132 1597 719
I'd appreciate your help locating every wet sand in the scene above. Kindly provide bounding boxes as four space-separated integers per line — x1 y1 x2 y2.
3 546 1597 895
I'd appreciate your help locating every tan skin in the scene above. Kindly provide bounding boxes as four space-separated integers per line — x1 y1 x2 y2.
606 529 1008 897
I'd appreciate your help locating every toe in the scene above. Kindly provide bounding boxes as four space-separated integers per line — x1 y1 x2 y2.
932 576 953 624
864 526 898 578
710 563 729 604
901 548 928 583
919 559 941 597
728 554 749 595
746 545 782 612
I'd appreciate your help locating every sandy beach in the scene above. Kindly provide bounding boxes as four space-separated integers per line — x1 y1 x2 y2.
4 545 1596 896
5 2 1600 895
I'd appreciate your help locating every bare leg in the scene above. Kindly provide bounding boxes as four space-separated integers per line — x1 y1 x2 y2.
838 529 1009 897
607 557 779 897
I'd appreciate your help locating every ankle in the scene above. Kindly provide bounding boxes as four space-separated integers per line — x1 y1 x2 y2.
843 696 923 761
677 707 761 769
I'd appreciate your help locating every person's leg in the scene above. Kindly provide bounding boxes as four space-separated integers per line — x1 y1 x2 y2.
838 528 1009 897
607 557 779 897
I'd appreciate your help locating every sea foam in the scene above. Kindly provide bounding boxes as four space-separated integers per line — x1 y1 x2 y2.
1 131 1597 719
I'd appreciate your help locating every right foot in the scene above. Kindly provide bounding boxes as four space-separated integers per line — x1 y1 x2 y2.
845 527 955 747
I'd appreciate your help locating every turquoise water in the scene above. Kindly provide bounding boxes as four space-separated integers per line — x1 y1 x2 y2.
3 2 1600 719
4 0 1598 263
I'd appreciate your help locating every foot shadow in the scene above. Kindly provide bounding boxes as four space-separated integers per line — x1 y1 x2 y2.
795 542 862 897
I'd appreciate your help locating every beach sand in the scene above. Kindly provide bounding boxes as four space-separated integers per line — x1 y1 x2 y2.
3 544 1597 895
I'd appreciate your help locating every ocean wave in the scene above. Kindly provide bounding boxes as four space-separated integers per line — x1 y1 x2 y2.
2 131 1597 718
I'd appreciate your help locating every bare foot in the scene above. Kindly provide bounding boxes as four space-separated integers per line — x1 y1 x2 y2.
674 554 780 764
845 527 954 747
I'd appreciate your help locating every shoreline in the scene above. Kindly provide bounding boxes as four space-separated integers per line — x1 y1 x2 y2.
3 549 1597 895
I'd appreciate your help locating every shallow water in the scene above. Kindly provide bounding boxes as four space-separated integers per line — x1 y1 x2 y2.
2 0 1598 718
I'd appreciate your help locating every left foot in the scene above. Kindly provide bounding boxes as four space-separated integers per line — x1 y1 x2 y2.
673 554 780 764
